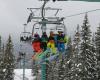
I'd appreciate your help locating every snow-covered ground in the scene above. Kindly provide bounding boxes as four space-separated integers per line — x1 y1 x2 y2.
14 69 35 80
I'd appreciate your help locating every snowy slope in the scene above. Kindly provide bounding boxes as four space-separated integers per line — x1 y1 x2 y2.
14 69 36 80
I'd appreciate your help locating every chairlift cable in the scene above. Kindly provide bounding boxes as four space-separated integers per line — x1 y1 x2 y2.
64 8 100 18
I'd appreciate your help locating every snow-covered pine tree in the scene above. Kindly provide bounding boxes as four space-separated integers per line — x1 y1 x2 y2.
91 33 97 79
0 56 4 80
56 37 72 80
67 37 73 53
0 36 5 80
31 60 40 80
3 35 15 80
45 61 50 80
55 41 70 80
65 37 73 61
58 57 65 80
2 44 5 54
75 13 97 80
95 24 100 79
45 61 54 80
64 25 81 80
0 36 1 52
73 24 81 52
51 61 59 80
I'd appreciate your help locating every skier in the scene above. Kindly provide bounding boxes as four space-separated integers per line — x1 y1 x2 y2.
32 33 42 53
47 31 56 54
53 33 58 47
41 32 48 51
57 31 68 52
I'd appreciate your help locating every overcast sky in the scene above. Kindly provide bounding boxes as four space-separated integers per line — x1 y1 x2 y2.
0 0 100 43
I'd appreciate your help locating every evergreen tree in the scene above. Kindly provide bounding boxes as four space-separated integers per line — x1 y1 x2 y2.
67 37 73 52
73 24 81 52
54 37 73 80
31 60 39 80
45 61 55 80
0 59 4 80
0 37 5 80
74 14 97 80
65 14 97 80
46 61 51 80
64 25 81 80
58 58 65 80
51 61 59 80
0 36 1 52
3 35 15 80
95 24 100 79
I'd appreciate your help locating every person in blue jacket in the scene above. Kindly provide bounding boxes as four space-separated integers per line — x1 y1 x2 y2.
57 31 68 52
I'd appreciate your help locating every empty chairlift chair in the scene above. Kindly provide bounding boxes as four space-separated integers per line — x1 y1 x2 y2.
20 32 32 42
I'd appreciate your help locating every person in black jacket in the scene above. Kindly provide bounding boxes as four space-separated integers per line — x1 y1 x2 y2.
41 32 48 51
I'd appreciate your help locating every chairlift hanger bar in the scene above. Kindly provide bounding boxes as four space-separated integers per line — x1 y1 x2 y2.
31 17 64 23
39 20 62 24
22 32 31 34
30 16 60 19
32 19 62 23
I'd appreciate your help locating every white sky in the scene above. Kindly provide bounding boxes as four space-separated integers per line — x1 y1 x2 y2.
0 0 100 42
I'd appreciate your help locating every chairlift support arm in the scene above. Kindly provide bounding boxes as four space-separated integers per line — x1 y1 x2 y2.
27 7 62 17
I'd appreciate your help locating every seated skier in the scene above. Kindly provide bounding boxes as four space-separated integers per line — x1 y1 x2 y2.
32 33 42 60
53 33 58 47
57 31 68 52
47 31 56 54
41 32 48 51
32 33 42 53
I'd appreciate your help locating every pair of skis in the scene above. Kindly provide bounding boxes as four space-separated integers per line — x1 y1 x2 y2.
32 48 67 64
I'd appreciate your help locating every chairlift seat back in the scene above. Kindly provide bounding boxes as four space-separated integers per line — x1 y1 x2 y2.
20 32 32 41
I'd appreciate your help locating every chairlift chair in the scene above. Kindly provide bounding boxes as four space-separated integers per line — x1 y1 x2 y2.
20 32 32 42
32 23 68 63
56 24 65 33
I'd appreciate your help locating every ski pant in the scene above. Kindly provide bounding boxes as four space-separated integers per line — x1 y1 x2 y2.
57 42 65 52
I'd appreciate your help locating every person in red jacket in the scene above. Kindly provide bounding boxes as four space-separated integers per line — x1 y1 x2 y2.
32 33 43 60
32 33 42 53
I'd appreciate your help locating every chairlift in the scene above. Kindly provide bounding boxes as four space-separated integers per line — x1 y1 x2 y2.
56 24 65 32
31 22 68 63
20 32 32 42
